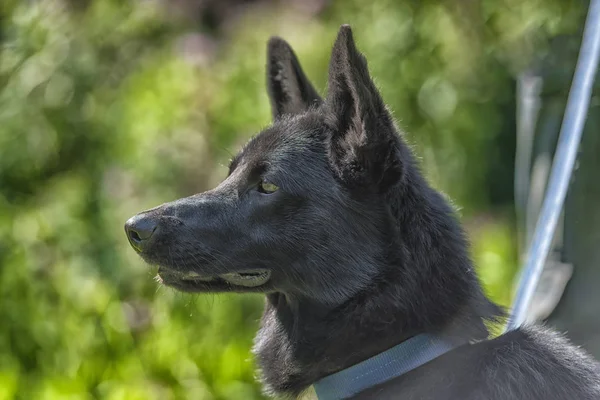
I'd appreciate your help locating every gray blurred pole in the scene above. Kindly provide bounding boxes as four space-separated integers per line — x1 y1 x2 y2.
512 1 600 353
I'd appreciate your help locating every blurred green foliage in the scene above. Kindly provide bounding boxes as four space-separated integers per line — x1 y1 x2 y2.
0 0 585 398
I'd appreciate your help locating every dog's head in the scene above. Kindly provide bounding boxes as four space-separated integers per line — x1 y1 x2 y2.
125 26 419 305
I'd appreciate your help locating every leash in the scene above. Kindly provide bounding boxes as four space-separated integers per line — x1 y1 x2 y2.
507 0 600 331
313 334 456 400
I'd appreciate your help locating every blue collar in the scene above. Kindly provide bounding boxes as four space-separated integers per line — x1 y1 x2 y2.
313 334 456 400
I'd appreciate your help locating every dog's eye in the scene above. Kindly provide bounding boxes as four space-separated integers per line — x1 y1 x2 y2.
258 180 279 194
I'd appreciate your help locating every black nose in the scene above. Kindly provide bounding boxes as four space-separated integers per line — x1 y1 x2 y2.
125 214 157 252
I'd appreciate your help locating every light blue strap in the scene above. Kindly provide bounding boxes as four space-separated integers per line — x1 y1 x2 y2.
313 334 456 400
507 0 600 331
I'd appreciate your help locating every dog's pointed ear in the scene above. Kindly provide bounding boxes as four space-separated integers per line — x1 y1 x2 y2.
266 37 323 120
325 25 402 190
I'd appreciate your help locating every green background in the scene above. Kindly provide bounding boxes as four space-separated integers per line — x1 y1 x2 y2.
0 0 585 398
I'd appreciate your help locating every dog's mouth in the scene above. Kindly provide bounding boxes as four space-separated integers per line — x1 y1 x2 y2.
157 268 272 291
183 270 271 287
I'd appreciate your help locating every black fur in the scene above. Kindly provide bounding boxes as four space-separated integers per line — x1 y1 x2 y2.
125 25 600 399
267 37 323 120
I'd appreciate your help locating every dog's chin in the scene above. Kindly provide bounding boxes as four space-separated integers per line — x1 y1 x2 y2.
156 266 273 293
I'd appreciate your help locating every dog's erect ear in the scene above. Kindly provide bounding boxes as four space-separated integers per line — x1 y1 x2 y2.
325 25 402 190
266 37 323 120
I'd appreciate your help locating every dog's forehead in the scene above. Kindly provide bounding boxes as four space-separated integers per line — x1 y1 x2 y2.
231 115 325 172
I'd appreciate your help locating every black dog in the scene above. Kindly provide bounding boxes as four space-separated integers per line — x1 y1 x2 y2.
125 25 600 399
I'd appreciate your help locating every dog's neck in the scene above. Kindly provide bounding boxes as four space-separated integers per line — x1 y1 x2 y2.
255 291 417 397
255 288 488 398
253 180 502 398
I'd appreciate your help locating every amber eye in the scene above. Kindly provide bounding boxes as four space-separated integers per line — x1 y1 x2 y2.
258 180 279 194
